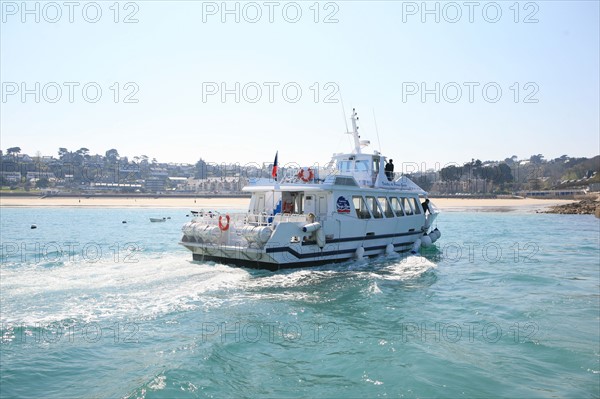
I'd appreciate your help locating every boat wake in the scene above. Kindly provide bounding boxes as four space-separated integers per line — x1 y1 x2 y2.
1 252 436 326
377 255 437 281
0 253 250 326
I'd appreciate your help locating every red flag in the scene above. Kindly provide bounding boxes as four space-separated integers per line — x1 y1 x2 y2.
272 151 278 180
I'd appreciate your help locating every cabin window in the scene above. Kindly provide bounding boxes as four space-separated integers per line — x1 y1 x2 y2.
352 196 371 219
401 197 414 215
355 160 368 172
412 198 422 214
365 196 383 218
378 197 395 218
256 194 265 213
373 157 380 174
334 176 358 186
390 197 404 217
338 161 352 173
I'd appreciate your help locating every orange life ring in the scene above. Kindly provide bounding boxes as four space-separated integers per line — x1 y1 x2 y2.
218 214 230 231
297 168 314 182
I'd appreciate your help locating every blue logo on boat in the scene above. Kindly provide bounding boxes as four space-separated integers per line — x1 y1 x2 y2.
336 196 351 213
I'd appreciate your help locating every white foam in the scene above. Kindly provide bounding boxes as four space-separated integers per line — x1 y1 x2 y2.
378 255 437 281
0 252 250 324
367 281 382 294
148 375 166 391
1 253 437 325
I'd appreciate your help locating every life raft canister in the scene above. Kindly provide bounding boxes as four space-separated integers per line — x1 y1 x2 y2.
297 167 314 182
218 214 230 231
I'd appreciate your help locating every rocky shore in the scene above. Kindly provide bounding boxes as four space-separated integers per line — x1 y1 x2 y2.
544 199 600 217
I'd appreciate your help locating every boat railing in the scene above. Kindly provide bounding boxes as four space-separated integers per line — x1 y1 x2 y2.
244 212 272 226
424 200 440 229
246 212 309 227
272 213 309 224
193 212 309 229
428 200 441 214
191 212 224 224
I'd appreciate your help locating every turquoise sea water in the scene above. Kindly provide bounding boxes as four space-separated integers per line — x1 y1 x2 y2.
1 207 599 398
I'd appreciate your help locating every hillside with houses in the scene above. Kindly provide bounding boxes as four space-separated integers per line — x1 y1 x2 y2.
0 147 252 196
408 155 599 198
1 147 598 198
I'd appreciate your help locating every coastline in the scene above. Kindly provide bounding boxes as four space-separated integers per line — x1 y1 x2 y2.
0 196 576 213
0 196 250 210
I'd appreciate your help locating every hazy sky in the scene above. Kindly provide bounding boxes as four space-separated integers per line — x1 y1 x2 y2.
1 1 599 172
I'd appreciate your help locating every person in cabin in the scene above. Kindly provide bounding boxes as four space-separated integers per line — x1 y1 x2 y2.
422 198 431 214
385 159 395 181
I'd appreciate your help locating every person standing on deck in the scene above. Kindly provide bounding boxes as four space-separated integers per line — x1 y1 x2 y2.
422 198 431 214
385 159 395 181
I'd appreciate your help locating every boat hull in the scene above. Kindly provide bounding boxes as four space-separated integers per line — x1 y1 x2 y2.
192 253 347 271
190 247 415 271
181 231 421 271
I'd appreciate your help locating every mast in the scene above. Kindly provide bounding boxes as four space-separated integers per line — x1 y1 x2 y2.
350 108 361 154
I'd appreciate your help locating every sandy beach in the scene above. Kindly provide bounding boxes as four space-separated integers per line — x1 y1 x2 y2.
0 196 251 210
0 196 575 213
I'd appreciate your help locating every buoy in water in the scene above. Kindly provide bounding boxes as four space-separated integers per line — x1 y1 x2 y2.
31 224 37 229
122 221 127 224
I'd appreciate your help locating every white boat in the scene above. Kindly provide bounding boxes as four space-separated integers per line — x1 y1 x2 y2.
180 109 441 270
190 210 217 218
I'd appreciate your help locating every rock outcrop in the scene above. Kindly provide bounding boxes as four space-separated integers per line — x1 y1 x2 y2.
544 199 600 217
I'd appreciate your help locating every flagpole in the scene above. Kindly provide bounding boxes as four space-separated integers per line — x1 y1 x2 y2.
272 150 280 190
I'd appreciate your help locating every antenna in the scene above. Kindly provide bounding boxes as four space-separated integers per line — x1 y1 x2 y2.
372 108 382 153
350 108 362 154
339 93 349 133
339 93 353 150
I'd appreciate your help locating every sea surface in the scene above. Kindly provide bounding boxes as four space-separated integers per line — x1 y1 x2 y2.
1 207 599 398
